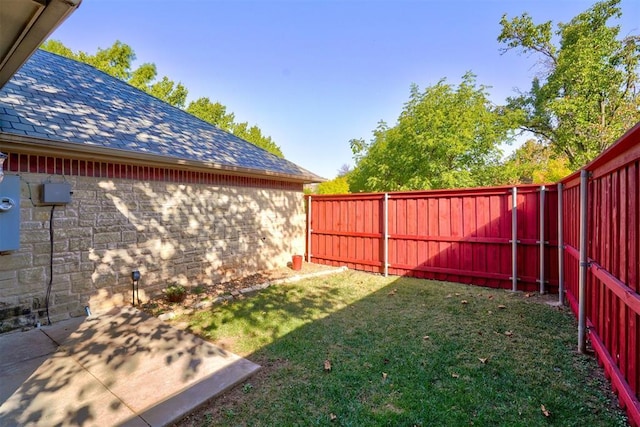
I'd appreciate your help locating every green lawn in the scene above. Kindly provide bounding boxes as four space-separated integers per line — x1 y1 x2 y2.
174 270 627 427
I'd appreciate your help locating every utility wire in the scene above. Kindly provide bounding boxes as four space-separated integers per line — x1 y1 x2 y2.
45 205 55 325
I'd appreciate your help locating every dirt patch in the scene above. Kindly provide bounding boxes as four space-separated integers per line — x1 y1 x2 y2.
173 356 289 427
141 262 341 317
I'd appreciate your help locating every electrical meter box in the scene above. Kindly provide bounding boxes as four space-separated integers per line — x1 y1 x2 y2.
0 175 20 252
42 182 72 204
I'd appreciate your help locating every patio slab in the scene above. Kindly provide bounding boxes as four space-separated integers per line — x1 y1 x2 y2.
0 307 260 426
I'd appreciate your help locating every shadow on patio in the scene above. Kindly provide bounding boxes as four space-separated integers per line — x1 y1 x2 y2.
0 307 259 426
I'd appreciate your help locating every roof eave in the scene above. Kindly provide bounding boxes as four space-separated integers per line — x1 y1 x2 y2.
0 0 82 89
0 132 324 184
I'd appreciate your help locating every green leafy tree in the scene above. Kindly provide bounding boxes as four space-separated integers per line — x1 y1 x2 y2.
316 176 350 194
148 76 188 109
186 97 283 157
498 0 640 168
502 139 573 184
128 63 158 89
309 164 351 194
348 73 519 192
40 39 73 58
186 97 236 131
231 122 284 158
42 40 187 108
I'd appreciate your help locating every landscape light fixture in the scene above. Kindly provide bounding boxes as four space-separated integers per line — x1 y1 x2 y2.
132 270 141 306
0 152 7 184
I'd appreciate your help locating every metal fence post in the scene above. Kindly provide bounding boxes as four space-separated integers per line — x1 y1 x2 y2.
578 170 589 353
557 183 564 305
539 185 546 294
384 193 389 277
307 196 312 262
512 187 518 292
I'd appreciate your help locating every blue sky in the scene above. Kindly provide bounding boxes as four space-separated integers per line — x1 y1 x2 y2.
48 0 640 179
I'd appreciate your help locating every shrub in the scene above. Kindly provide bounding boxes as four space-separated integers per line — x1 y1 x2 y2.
165 284 187 303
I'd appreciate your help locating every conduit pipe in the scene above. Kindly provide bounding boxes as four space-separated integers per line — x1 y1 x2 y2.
578 170 589 353
557 183 564 305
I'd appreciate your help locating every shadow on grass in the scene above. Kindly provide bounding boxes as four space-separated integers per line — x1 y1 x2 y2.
178 270 628 427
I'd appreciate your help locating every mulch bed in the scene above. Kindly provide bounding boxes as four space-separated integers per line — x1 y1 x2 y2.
140 262 339 317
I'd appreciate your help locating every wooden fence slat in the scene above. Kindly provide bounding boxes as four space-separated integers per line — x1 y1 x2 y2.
306 123 640 423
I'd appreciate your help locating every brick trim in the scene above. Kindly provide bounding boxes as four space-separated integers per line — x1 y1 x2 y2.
4 152 303 191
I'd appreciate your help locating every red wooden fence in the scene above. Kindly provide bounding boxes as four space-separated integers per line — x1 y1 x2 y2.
307 185 559 293
306 122 640 424
562 122 640 426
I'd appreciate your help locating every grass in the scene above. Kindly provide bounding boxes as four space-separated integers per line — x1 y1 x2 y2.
175 270 628 427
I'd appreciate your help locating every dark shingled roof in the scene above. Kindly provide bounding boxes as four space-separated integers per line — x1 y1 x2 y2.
0 50 322 182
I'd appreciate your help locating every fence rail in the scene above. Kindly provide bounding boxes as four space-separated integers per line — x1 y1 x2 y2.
562 123 640 426
307 184 558 293
306 121 640 425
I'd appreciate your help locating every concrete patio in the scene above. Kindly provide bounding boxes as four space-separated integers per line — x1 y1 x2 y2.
0 307 260 426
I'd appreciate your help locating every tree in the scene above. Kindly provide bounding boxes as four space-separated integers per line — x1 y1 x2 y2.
186 97 236 131
501 139 573 184
231 122 284 158
498 0 640 168
336 164 352 177
309 164 352 194
41 40 188 108
348 73 519 192
186 97 283 157
316 176 350 194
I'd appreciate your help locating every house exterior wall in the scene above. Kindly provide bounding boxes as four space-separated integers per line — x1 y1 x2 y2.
0 152 305 331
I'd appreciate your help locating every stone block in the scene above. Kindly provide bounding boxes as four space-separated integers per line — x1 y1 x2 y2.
21 221 43 230
33 241 68 254
18 267 45 284
79 204 102 213
69 238 92 251
53 292 79 305
72 190 97 199
71 278 94 294
55 227 92 239
92 273 116 288
0 269 16 281
0 280 22 298
79 262 94 272
52 217 78 228
21 229 51 243
0 253 31 270
20 207 32 221
70 270 92 282
93 231 121 244
33 254 52 267
52 275 71 289
53 263 75 275
96 217 123 227
33 209 55 221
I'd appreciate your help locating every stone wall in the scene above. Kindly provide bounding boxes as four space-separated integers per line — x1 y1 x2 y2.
0 170 305 331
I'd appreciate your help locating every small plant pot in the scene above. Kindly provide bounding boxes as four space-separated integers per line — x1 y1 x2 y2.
292 255 303 271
